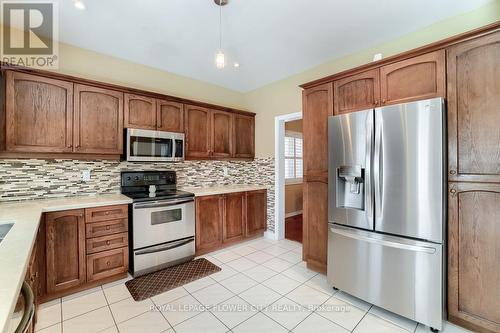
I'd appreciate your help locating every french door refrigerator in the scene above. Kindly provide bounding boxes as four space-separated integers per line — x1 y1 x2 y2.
327 97 445 331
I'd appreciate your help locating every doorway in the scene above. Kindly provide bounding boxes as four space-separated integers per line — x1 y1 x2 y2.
274 112 302 242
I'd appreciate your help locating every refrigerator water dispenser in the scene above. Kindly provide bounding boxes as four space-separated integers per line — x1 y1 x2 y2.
336 166 364 210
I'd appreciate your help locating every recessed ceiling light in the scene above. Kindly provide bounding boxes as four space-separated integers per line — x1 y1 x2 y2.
233 62 240 68
73 0 86 10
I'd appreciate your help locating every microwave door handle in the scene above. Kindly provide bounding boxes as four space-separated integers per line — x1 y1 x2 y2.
135 238 194 255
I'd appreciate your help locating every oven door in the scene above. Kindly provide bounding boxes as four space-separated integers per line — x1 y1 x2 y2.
132 198 195 249
127 128 174 162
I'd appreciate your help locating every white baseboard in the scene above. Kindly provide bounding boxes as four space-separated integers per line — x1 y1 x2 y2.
264 230 276 240
285 210 303 219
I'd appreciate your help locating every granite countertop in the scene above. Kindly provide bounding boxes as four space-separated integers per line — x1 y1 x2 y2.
180 184 269 197
0 194 132 333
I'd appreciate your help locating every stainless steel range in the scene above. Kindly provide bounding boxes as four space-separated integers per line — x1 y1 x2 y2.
121 171 195 277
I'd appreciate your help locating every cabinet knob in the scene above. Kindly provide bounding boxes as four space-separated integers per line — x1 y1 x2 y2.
106 240 110 245
449 170 456 175
106 261 111 266
450 189 456 194
382 99 386 104
106 225 111 230
105 211 110 215
374 101 379 105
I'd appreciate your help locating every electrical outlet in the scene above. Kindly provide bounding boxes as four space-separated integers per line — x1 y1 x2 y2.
223 167 229 177
81 170 91 182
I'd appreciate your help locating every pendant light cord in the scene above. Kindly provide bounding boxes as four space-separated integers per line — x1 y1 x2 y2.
219 3 222 50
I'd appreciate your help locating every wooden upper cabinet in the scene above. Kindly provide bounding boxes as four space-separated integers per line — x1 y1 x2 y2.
212 110 233 158
448 182 500 333
195 195 223 252
156 100 184 132
74 85 124 154
246 190 267 237
233 114 255 159
380 50 445 106
45 209 86 294
185 105 212 158
5 71 73 153
447 31 500 183
303 82 333 178
333 69 380 115
124 94 156 130
223 192 246 244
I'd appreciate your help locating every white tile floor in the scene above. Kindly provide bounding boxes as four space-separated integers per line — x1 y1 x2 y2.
34 237 474 333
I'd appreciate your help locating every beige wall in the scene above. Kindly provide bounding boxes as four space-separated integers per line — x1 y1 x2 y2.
285 183 303 214
245 1 500 157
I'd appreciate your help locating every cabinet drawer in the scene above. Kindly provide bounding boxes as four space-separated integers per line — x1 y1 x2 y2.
85 205 128 223
86 232 128 254
85 219 128 238
86 248 128 282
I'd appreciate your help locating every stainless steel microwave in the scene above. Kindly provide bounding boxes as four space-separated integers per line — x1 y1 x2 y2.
126 128 184 162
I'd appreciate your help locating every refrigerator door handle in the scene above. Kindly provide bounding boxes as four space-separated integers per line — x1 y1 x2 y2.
329 225 436 254
365 111 374 227
374 110 383 220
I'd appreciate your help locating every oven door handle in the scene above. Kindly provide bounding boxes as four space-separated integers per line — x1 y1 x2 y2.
135 238 194 255
134 198 194 209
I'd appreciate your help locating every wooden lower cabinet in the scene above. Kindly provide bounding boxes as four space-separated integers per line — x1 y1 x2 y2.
195 190 267 254
245 190 267 237
27 205 129 302
302 181 328 273
195 195 224 252
223 192 246 244
448 182 500 333
45 209 86 294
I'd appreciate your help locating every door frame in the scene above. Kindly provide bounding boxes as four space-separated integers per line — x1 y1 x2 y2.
274 112 302 240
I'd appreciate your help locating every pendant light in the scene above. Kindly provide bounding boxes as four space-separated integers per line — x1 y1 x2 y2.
214 0 228 69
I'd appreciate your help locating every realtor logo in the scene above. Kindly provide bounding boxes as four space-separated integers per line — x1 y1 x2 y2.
1 1 59 68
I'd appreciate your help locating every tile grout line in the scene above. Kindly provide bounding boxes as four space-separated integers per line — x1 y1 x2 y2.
100 285 120 333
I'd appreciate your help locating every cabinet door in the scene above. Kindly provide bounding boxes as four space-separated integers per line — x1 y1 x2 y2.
185 105 212 158
195 195 223 252
233 114 255 159
333 69 380 115
45 210 85 294
223 192 245 243
156 100 184 132
246 190 267 237
448 182 500 333
5 71 73 152
124 94 156 130
380 50 445 106
303 82 333 179
303 181 328 273
212 110 233 158
74 84 124 154
447 31 500 183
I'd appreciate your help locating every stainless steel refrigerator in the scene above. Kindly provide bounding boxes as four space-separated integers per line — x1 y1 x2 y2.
327 97 445 331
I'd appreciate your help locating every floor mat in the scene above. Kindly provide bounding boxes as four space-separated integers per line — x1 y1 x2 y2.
125 258 221 301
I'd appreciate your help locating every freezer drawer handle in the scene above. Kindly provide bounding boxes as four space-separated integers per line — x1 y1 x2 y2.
331 227 436 254
135 238 194 255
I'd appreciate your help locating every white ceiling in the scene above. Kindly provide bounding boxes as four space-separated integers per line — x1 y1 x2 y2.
53 0 492 92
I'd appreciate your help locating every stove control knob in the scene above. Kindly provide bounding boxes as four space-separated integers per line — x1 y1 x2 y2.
135 176 139 180
126 176 131 181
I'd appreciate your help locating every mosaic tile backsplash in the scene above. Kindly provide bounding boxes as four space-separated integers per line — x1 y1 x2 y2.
0 158 276 231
